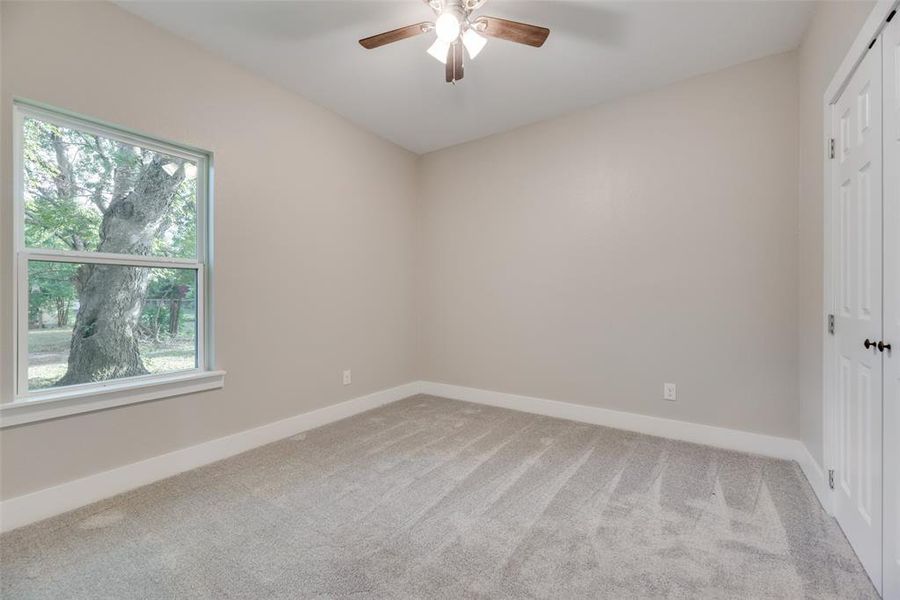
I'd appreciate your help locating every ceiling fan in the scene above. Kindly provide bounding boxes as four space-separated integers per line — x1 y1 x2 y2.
359 0 550 84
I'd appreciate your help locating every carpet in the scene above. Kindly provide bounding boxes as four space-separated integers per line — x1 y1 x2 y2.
0 395 878 599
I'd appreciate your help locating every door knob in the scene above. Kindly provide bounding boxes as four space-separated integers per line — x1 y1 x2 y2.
865 338 876 349
878 340 892 353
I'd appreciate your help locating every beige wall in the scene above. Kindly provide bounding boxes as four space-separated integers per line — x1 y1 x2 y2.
0 1 418 499
796 1 875 466
417 52 801 438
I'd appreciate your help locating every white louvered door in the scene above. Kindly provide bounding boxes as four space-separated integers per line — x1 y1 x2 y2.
832 32 884 593
883 12 900 600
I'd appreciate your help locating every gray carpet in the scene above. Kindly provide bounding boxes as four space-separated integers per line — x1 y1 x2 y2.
0 395 878 599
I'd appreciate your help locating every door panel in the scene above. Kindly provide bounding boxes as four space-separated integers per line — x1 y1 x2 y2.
883 14 900 600
833 35 884 592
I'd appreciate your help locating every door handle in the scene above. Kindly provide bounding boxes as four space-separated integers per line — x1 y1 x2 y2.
865 338 877 350
878 340 892 353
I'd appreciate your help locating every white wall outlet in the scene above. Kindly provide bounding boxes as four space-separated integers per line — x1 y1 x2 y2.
343 369 352 385
663 383 677 401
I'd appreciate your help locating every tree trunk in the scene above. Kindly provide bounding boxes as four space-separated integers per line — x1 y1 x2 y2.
152 301 162 342
56 157 185 386
57 264 150 384
168 299 181 336
55 298 69 327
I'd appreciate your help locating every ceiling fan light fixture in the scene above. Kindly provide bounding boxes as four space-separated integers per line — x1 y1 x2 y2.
462 27 486 59
435 11 461 43
358 1 550 84
427 38 450 63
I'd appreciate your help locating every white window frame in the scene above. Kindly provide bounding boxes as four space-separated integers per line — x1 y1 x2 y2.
2 100 223 427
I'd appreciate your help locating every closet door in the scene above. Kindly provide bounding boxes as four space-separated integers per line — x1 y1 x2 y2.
883 13 900 600
832 33 884 591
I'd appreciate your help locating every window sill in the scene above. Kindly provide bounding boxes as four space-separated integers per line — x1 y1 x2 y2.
0 370 226 428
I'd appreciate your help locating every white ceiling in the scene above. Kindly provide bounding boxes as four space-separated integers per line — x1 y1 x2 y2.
121 1 816 154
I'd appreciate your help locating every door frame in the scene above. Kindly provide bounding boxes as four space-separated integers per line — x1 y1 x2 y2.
822 0 899 594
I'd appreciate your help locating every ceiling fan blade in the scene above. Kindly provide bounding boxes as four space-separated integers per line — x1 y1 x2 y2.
476 16 550 47
446 45 454 82
445 42 464 83
453 42 464 81
359 22 431 49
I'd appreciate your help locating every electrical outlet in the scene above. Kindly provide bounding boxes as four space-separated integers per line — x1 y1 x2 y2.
663 383 676 401
343 369 352 385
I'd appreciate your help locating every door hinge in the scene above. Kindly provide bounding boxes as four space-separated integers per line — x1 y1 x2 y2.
829 138 835 159
828 469 835 490
827 314 835 335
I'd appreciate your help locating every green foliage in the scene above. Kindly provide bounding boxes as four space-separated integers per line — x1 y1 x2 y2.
23 121 100 251
27 261 78 326
140 269 197 340
23 117 198 257
24 116 200 332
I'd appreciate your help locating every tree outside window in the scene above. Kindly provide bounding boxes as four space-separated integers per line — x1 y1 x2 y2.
15 105 209 394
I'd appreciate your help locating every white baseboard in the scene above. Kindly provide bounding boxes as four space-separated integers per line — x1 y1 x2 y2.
796 444 832 513
0 382 420 533
2 379 833 534
419 381 831 508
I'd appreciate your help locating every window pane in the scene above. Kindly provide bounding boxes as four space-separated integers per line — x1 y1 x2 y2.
23 116 198 259
27 261 198 391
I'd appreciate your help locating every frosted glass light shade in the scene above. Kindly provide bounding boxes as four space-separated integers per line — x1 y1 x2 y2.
427 38 450 64
462 28 486 59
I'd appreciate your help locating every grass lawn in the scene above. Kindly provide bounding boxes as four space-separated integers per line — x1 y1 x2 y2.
28 328 74 353
27 327 196 390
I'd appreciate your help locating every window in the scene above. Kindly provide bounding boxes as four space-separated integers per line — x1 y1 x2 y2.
4 102 222 426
